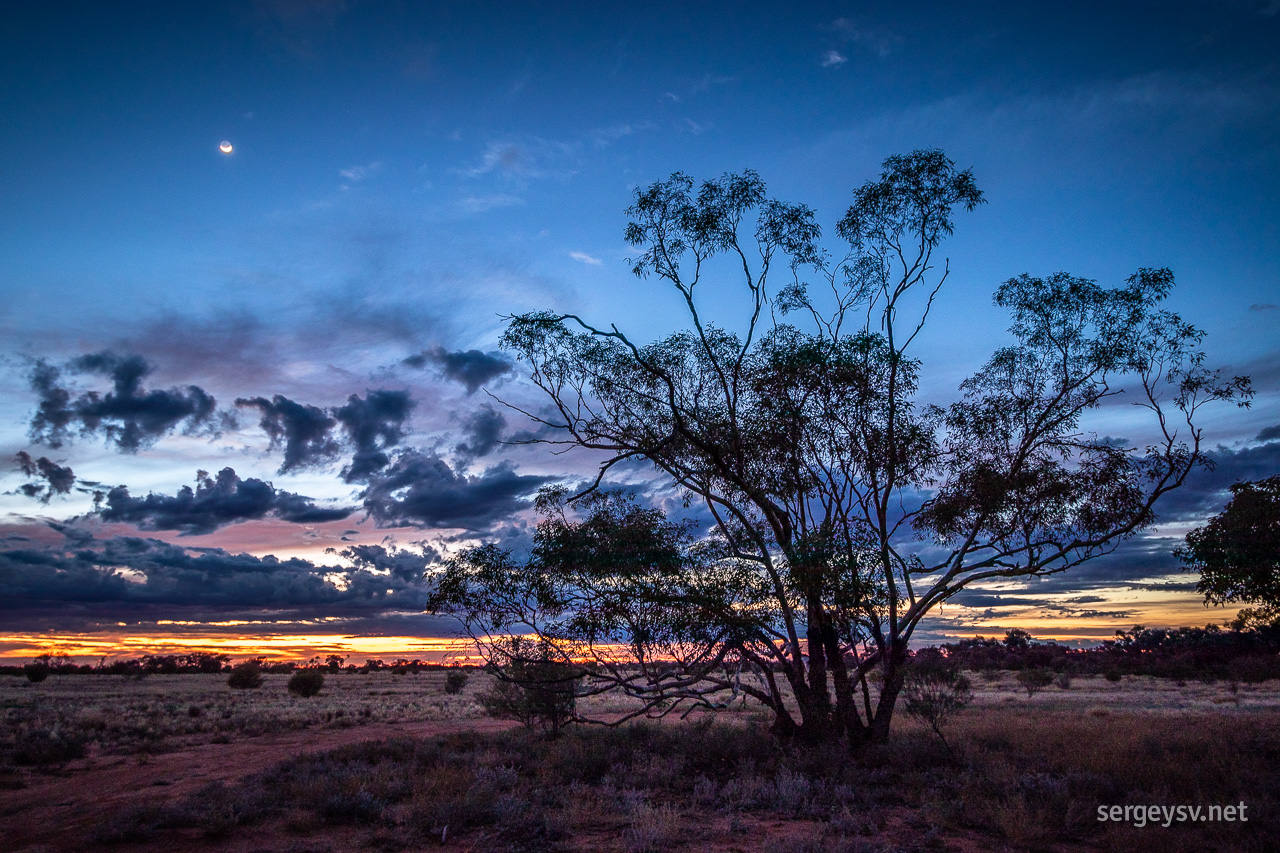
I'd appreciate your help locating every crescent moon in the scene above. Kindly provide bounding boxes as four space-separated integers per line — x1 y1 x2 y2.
219 141 234 154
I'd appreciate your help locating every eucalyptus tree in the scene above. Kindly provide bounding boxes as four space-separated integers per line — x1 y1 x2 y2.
429 149 1250 746
1178 475 1280 628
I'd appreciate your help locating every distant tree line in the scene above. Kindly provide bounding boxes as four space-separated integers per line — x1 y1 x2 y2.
936 625 1280 682
5 630 1275 684
0 652 474 678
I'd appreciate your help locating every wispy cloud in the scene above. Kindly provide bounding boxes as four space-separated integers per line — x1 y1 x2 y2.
591 122 651 147
569 251 602 266
458 139 576 180
829 17 899 58
821 50 847 68
457 194 525 214
339 161 381 184
1251 303 1278 311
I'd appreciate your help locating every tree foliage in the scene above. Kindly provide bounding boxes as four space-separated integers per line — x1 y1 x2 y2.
430 149 1250 747
475 637 579 737
1178 476 1280 627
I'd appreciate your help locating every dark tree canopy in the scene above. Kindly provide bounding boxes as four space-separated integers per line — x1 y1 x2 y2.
429 149 1250 747
1179 476 1280 627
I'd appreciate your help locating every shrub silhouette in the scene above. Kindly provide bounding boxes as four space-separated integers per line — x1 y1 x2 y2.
11 725 87 767
477 641 579 737
445 670 469 694
1017 668 1055 697
288 668 325 697
227 659 263 689
23 662 50 683
902 652 972 755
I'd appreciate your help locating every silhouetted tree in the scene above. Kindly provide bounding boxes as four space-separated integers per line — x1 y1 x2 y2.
1178 476 1280 628
434 150 1250 747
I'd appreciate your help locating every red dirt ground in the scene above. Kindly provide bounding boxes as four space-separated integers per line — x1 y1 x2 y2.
0 718 518 853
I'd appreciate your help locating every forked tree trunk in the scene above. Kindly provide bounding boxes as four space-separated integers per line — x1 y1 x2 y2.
770 645 908 751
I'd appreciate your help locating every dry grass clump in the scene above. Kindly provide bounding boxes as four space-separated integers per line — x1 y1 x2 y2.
913 710 1280 852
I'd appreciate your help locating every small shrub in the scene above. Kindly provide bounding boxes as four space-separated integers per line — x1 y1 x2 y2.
1016 667 1054 697
478 640 579 737
445 670 470 694
23 662 50 683
11 725 87 768
902 654 972 755
622 802 681 853
1054 672 1072 690
227 659 263 689
1103 669 1123 682
287 668 325 698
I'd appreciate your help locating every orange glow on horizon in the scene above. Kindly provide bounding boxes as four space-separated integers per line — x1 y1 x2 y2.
0 582 1242 663
0 633 484 664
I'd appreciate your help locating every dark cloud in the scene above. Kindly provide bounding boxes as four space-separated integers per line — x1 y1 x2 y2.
455 404 507 463
404 346 513 394
1250 304 1278 312
28 360 75 448
97 468 353 536
236 394 340 474
0 531 437 621
28 353 222 452
1257 424 1280 442
339 542 442 582
235 390 414 482
360 450 551 531
14 452 75 503
1150 438 1280 522
1130 580 1200 592
334 390 415 482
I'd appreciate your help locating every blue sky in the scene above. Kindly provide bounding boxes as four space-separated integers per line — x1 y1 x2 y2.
2 0 1278 659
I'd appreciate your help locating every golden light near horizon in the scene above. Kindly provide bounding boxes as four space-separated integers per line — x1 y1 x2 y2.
219 140 234 154
0 632 483 663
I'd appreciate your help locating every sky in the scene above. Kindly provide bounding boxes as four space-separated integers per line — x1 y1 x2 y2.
2 0 1278 661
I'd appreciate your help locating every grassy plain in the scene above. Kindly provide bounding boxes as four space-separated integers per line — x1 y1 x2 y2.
1 671 1277 852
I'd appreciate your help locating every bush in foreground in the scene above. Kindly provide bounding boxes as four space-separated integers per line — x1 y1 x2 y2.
287 668 325 697
1016 667 1055 697
444 670 469 694
227 659 263 689
9 725 87 768
902 652 972 755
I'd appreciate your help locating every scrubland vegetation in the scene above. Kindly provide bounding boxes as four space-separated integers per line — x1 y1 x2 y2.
84 692 1280 852
0 668 487 770
2 666 1279 852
